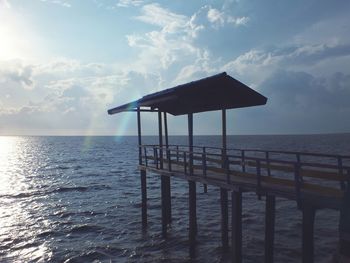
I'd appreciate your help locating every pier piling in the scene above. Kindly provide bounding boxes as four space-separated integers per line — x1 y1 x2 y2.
265 194 275 263
231 189 242 263
189 181 197 258
302 203 316 263
141 170 147 229
161 175 168 237
221 188 229 251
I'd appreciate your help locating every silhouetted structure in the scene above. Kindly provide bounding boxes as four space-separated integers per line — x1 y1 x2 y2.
108 72 350 263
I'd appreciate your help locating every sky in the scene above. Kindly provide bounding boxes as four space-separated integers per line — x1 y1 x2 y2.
0 0 350 135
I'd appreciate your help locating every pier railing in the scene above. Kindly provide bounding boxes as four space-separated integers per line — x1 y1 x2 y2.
139 144 350 208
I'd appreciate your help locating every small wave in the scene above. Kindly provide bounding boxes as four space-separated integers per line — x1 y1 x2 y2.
52 186 88 193
36 230 56 238
0 191 44 199
53 184 112 193
55 210 105 218
57 165 70 170
69 224 103 234
64 249 116 263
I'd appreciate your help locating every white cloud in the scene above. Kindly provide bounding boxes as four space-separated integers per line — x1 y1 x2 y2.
227 16 249 26
126 3 216 75
207 7 249 28
117 0 144 8
40 0 71 8
0 60 34 89
135 3 187 33
207 8 225 26
221 42 350 87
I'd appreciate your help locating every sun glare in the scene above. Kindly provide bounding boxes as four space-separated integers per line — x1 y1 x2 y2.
0 4 42 61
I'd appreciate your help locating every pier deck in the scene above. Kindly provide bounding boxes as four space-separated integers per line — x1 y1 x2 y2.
137 144 349 262
139 144 349 210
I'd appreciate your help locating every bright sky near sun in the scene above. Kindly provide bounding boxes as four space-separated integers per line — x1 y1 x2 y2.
0 0 350 135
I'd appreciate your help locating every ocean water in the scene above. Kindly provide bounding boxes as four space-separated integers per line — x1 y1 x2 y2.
0 134 349 263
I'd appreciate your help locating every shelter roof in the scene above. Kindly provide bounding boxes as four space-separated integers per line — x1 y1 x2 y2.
107 72 267 116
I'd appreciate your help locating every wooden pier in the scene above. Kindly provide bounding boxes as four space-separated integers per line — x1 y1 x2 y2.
108 72 350 262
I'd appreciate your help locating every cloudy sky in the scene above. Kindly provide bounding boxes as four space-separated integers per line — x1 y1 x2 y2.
0 0 349 135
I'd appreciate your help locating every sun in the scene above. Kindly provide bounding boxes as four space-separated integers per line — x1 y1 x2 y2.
0 2 42 61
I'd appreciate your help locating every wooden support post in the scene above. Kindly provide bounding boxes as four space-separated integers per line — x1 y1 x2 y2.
158 111 163 169
221 109 229 251
164 112 169 149
231 189 242 263
265 194 275 263
165 176 171 224
141 169 147 229
189 180 196 258
161 175 167 237
188 113 194 175
163 112 172 224
339 185 350 261
221 188 229 251
137 108 142 165
158 111 167 237
302 203 316 263
188 113 197 258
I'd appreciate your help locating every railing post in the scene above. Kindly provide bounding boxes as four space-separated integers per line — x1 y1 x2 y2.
294 163 302 209
202 152 207 178
154 147 158 169
241 150 246 172
266 151 271 176
144 147 148 167
167 149 172 171
338 156 345 190
176 146 179 162
225 156 230 183
202 147 207 193
184 152 187 174
256 159 262 200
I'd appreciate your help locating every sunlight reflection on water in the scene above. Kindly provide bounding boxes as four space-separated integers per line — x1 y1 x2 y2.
0 136 53 262
0 136 18 194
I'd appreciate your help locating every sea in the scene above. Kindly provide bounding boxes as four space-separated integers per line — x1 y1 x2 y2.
0 134 349 263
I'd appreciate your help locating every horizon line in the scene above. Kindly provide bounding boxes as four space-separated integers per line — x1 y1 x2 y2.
1 132 349 137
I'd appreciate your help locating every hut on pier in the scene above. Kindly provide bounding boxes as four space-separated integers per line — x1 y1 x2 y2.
108 72 350 263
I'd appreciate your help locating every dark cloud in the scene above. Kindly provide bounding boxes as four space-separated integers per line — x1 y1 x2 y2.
281 44 350 66
234 70 350 134
0 63 34 88
62 85 89 98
